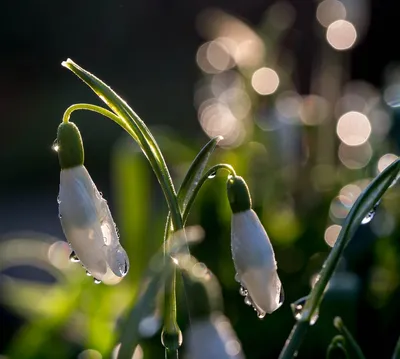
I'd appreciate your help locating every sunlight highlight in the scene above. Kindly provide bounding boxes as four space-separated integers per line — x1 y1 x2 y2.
336 111 371 146
326 20 357 50
251 67 280 95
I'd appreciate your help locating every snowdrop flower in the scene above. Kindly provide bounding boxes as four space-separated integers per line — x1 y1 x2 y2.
227 176 283 318
56 122 129 285
185 313 245 359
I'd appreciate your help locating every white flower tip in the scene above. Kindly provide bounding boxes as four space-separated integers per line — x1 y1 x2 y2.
59 166 130 285
231 209 284 315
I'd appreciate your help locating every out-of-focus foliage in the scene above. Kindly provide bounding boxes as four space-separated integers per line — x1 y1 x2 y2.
1 1 400 359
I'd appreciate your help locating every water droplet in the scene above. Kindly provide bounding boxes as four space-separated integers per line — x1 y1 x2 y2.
69 251 80 262
279 285 285 305
119 259 129 276
208 171 217 179
94 278 101 284
257 312 266 319
234 273 240 283
361 201 380 224
290 296 319 325
86 271 92 277
52 139 59 152
290 297 305 321
244 297 252 306
58 214 62 219
161 329 183 351
239 286 248 296
57 196 61 204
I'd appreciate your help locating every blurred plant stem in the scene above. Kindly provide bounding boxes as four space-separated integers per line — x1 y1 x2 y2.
392 336 400 359
334 317 365 359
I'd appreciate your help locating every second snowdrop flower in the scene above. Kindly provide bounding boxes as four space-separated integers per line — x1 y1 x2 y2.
56 121 129 285
227 176 283 318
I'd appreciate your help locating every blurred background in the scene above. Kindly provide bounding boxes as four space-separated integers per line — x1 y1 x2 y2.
1 0 400 358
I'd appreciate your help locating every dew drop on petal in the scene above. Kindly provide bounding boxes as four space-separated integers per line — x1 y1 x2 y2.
239 286 248 296
58 214 62 219
257 311 266 319
234 273 240 283
208 171 217 179
69 251 80 263
57 196 61 204
52 139 59 152
86 271 92 277
244 297 252 306
279 285 285 306
94 278 102 284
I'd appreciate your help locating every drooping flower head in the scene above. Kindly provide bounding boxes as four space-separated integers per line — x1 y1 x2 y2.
227 176 283 318
57 122 129 284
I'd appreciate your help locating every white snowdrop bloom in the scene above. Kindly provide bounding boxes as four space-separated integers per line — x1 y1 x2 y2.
227 176 283 317
185 313 245 359
56 122 129 284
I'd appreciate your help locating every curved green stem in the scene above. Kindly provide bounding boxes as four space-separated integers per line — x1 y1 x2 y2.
334 317 365 359
163 163 237 242
61 103 182 229
182 164 236 222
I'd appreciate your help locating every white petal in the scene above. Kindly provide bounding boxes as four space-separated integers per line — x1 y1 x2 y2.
231 209 282 314
59 166 129 284
185 313 245 359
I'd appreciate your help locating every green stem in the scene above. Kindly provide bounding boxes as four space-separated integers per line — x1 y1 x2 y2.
334 317 366 359
278 321 308 359
166 350 179 359
392 335 400 359
161 163 236 352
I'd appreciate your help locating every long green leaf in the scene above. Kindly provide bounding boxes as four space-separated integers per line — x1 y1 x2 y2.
279 158 400 359
177 136 222 212
303 159 400 320
164 136 222 240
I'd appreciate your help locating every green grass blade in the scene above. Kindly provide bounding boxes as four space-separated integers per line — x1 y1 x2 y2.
177 136 222 213
279 158 400 359
303 159 400 320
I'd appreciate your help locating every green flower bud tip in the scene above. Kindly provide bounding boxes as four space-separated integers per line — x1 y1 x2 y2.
227 176 252 213
56 122 84 169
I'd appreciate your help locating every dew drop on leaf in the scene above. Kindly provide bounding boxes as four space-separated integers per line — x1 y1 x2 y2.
208 171 217 179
